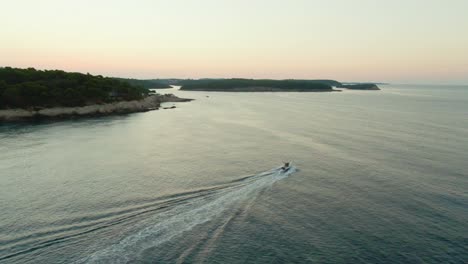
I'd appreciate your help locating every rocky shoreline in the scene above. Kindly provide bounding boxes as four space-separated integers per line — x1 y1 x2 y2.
0 94 193 122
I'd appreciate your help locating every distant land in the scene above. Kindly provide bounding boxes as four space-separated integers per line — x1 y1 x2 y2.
180 79 334 92
112 78 172 89
179 79 380 92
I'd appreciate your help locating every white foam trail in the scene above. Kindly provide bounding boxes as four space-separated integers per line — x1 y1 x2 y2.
79 167 296 264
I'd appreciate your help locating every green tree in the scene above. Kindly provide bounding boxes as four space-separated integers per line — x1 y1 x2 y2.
0 67 151 109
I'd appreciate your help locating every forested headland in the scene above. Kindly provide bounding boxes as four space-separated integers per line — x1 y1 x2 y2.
0 67 150 109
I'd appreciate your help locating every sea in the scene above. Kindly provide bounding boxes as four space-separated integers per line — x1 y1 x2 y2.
0 85 467 263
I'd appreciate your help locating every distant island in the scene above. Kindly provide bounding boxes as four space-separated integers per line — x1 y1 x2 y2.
179 79 380 92
337 83 381 90
180 79 335 92
0 67 192 121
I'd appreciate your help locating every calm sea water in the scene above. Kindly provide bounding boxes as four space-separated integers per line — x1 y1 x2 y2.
0 85 467 263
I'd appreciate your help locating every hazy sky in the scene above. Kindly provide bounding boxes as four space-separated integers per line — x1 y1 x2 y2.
2 0 468 84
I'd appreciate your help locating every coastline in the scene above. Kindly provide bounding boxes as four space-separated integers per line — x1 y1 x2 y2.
0 94 193 122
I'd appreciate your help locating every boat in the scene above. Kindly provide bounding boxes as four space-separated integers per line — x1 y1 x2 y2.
281 162 291 172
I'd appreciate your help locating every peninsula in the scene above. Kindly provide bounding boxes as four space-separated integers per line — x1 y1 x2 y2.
0 67 192 121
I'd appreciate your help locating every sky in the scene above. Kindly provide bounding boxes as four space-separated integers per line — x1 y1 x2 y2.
2 0 468 84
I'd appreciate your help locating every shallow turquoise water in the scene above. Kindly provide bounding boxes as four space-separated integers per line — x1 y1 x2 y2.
0 85 467 263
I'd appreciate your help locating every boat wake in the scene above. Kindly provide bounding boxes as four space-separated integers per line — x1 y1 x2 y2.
80 166 296 263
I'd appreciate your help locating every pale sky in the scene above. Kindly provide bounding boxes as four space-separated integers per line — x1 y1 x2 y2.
2 0 468 84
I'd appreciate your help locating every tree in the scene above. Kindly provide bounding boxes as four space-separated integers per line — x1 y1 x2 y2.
0 67 150 109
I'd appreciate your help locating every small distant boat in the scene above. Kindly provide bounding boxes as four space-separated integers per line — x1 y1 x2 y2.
281 162 291 172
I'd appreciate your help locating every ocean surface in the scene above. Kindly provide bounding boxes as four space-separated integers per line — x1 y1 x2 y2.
0 85 467 263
